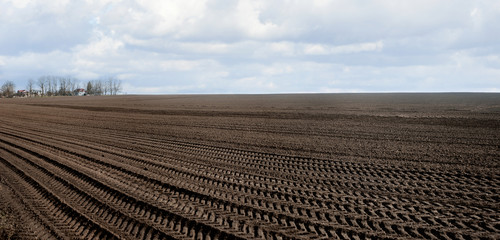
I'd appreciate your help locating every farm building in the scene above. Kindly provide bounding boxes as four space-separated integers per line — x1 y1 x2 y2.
74 88 86 96
16 90 27 97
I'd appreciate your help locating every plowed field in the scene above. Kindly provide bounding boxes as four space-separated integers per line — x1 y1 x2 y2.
0 93 499 239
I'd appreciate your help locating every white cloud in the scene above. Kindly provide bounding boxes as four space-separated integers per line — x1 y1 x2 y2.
0 0 499 93
470 8 479 17
262 64 293 76
159 59 219 72
5 0 30 8
234 1 280 39
303 41 384 55
303 44 328 55
267 42 295 56
177 42 230 54
233 77 276 92
75 33 124 57
160 60 198 71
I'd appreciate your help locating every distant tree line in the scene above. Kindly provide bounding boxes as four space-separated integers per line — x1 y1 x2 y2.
0 76 122 98
35 75 80 96
85 77 121 96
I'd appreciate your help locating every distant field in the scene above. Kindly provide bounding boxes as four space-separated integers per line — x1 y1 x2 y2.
0 93 499 239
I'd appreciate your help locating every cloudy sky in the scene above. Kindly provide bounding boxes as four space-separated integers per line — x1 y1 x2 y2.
0 0 499 93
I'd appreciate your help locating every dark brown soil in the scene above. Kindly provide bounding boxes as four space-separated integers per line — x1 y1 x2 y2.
0 93 499 239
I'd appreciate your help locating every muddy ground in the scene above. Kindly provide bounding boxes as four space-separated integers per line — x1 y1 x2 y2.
0 93 498 239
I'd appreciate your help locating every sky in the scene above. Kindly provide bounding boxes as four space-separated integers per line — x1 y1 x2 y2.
0 0 499 94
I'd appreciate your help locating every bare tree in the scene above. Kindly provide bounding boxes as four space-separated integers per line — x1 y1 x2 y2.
46 76 53 96
102 76 120 95
58 76 67 96
93 80 103 95
27 79 35 97
101 77 110 95
68 77 79 93
38 76 47 96
58 76 76 96
47 76 58 96
112 78 122 95
1 81 15 98
95 76 122 95
107 77 113 95
32 75 118 97
45 76 53 96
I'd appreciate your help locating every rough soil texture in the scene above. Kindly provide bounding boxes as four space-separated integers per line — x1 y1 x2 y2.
0 93 498 239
